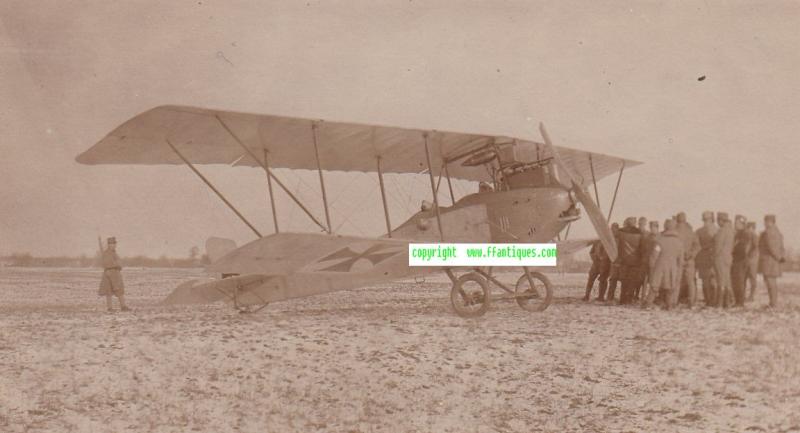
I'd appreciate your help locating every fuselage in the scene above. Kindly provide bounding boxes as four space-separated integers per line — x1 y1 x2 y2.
390 186 577 244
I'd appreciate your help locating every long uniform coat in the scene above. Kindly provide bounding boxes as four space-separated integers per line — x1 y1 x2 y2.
731 229 751 304
747 230 760 276
713 223 735 288
616 227 644 280
642 233 659 272
98 249 124 296
758 226 784 277
649 230 684 290
677 223 700 267
695 224 718 279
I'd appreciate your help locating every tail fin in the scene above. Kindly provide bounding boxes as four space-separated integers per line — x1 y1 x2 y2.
205 237 237 264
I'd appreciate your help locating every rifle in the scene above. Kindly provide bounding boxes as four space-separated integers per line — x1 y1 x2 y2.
97 236 104 267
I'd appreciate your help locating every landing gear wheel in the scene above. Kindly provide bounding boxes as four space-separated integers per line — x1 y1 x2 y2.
450 273 490 318
515 271 553 312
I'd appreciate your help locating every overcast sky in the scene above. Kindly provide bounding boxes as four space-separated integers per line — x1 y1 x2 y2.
1 0 799 257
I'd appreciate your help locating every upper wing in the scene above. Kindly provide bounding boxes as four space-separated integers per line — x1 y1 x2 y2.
75 105 641 185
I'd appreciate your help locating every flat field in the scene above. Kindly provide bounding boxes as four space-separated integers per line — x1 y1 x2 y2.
1 267 799 433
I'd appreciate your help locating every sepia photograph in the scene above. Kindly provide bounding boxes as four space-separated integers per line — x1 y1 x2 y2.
2 1 799 432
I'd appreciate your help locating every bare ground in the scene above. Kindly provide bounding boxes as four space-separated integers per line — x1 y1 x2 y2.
1 267 799 433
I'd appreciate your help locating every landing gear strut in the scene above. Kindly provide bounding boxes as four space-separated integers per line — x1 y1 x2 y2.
446 267 553 317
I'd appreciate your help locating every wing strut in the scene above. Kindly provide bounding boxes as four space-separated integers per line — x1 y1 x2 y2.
214 115 328 233
376 156 392 237
589 154 601 210
423 133 445 241
606 161 626 222
444 163 456 205
263 148 279 233
311 122 333 234
165 139 263 238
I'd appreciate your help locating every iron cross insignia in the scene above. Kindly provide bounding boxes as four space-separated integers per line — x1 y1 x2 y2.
310 243 403 272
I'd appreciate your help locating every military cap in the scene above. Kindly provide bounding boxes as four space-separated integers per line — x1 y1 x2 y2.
664 219 677 230
717 212 729 222
746 221 756 229
624 217 637 228
702 211 714 222
676 212 687 223
764 214 776 223
735 214 746 223
107 237 117 244
649 221 659 229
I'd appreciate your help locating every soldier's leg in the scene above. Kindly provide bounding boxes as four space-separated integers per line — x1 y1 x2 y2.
663 288 674 310
597 279 608 301
639 276 650 306
699 275 710 306
681 268 693 305
584 267 600 301
597 268 610 301
721 284 733 308
731 263 746 307
746 264 758 301
117 293 129 311
607 278 617 302
669 276 680 307
676 264 686 304
105 295 113 311
724 264 735 308
621 271 636 305
713 263 725 308
765 276 778 308
642 283 658 308
618 269 629 304
710 274 719 307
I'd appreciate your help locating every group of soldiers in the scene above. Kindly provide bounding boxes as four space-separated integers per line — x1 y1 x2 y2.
584 212 786 310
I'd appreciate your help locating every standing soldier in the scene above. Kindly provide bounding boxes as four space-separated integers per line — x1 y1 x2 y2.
695 211 718 306
605 223 621 302
731 215 749 307
583 240 611 301
639 220 660 304
675 212 700 308
98 237 130 312
745 221 759 302
616 217 645 305
713 212 735 308
633 217 650 300
758 214 785 308
643 219 683 310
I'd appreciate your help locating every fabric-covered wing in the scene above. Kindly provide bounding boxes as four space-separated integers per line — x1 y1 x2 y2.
76 105 641 185
163 232 432 306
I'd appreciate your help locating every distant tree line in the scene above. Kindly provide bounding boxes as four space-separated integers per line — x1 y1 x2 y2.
1 250 211 268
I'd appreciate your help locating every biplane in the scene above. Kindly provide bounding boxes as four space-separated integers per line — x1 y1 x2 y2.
76 106 641 317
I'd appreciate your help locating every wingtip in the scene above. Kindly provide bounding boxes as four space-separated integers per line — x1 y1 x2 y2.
74 151 91 165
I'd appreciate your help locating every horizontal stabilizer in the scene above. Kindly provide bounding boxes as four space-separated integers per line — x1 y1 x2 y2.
162 274 275 305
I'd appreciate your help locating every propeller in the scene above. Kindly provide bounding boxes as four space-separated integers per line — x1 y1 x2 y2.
539 123 618 261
